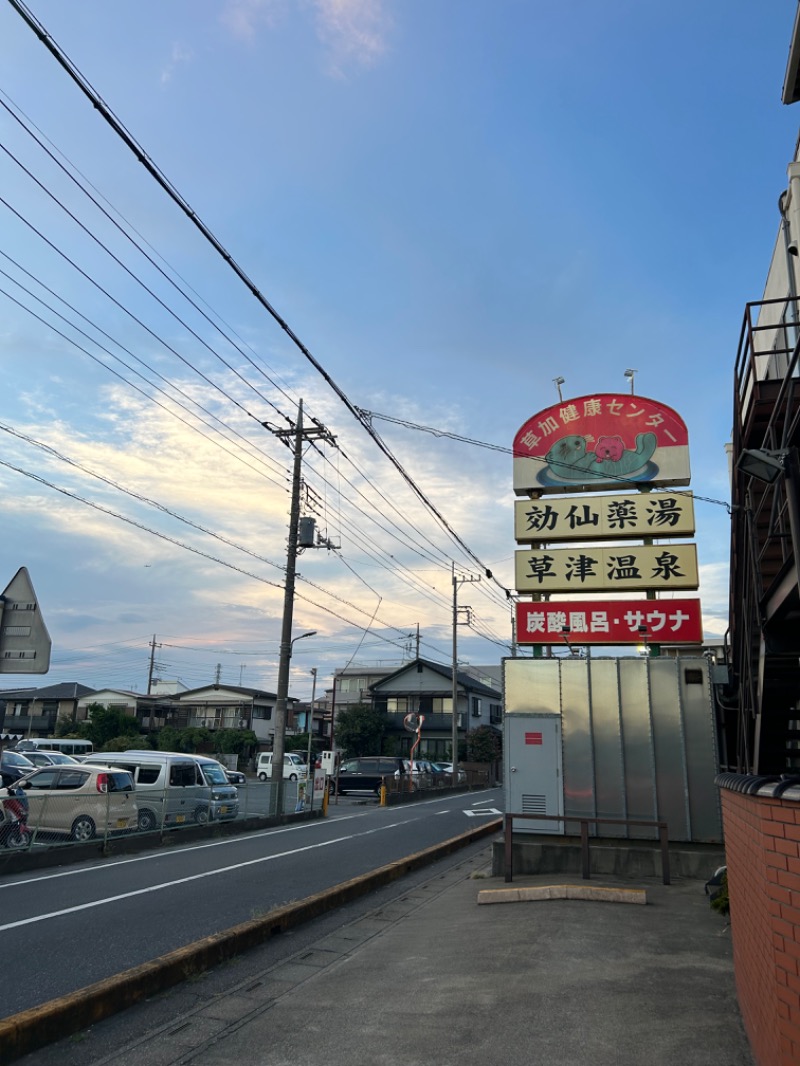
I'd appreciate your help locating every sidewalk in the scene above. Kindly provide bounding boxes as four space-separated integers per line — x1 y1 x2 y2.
20 844 752 1066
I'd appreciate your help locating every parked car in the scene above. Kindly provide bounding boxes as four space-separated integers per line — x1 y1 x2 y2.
432 762 467 784
402 759 435 788
220 765 247 786
87 751 239 831
0 750 35 787
331 756 409 796
13 750 80 768
15 764 137 842
256 752 308 782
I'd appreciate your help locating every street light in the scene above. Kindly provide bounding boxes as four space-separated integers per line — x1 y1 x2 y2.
291 630 317 650
736 448 788 484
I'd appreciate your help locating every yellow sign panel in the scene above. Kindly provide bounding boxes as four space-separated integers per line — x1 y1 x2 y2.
514 491 694 543
515 544 699 594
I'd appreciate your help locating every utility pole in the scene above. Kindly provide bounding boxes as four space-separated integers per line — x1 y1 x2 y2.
306 667 318 808
147 634 159 695
265 399 335 814
147 634 161 732
452 565 480 785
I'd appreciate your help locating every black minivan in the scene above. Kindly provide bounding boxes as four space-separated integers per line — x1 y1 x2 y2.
331 756 408 796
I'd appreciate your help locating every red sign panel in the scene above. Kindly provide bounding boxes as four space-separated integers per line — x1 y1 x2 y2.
525 732 543 745
513 393 690 494
515 597 702 645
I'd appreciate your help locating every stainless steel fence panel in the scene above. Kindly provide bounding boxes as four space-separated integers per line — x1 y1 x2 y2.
560 657 595 826
618 657 658 837
648 657 691 841
680 658 723 842
587 657 627 836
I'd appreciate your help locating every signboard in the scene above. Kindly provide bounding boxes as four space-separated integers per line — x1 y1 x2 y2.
515 491 695 543
0 568 51 673
514 543 698 594
515 597 703 645
513 394 690 495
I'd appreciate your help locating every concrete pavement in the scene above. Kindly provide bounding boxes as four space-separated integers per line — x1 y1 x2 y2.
8 838 753 1066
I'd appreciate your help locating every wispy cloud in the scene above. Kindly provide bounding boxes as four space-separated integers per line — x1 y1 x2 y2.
221 0 391 75
220 0 285 42
312 0 391 77
160 42 194 86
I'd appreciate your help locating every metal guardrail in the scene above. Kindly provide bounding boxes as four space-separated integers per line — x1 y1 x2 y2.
503 813 671 886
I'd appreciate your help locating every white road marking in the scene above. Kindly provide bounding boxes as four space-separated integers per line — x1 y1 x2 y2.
0 830 372 932
465 808 503 817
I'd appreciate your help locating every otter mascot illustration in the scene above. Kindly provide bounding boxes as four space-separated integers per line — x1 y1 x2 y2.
542 431 658 484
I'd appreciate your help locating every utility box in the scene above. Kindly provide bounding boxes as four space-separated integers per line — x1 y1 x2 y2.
298 517 316 548
320 750 337 776
504 713 563 833
503 655 722 843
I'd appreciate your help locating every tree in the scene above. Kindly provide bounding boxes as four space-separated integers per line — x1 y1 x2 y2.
78 704 141 749
334 703 387 757
155 726 210 753
465 725 501 763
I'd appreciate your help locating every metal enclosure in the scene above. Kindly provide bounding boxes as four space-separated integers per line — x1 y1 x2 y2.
503 656 722 842
504 714 563 833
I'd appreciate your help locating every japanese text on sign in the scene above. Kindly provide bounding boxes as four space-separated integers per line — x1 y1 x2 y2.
514 491 694 543
515 598 703 645
514 544 698 593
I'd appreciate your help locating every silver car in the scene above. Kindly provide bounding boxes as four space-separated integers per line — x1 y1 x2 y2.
16 765 138 842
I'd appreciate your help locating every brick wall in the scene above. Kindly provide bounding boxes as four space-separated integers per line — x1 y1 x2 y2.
720 784 800 1065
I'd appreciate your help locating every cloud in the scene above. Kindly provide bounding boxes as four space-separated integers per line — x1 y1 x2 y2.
221 0 390 75
160 42 194 86
220 0 285 42
312 0 391 76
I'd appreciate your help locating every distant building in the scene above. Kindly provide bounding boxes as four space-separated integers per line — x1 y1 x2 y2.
0 682 95 738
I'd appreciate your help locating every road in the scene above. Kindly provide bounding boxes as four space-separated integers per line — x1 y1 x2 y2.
0 787 503 1017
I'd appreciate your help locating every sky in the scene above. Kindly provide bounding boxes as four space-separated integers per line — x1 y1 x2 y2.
0 0 798 702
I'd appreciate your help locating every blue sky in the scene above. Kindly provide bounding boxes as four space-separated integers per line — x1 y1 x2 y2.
0 1 797 700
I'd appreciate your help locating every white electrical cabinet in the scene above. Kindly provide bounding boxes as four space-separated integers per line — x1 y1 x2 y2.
504 713 564 834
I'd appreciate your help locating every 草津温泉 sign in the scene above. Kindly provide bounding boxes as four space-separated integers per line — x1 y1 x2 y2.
514 543 698 594
513 394 690 495
514 490 694 543
515 597 702 645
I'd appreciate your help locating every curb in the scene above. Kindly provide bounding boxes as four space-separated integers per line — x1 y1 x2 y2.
477 883 647 905
0 818 501 1065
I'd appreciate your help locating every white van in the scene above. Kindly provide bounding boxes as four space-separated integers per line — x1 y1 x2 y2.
86 751 239 832
256 752 308 782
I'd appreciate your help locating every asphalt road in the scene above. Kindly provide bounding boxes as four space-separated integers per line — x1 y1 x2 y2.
0 787 503 1016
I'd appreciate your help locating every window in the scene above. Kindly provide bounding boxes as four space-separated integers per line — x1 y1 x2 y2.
26 770 59 790
253 707 273 720
471 697 482 718
490 703 502 724
54 770 88 791
386 697 409 713
107 772 135 792
137 766 161 785
169 763 198 787
339 677 367 694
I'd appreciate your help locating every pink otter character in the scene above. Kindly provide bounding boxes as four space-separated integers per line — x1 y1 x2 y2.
595 436 625 463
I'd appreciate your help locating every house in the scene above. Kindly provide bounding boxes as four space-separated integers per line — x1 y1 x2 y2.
0 682 95 738
76 688 141 724
168 685 286 745
367 657 502 761
79 684 290 744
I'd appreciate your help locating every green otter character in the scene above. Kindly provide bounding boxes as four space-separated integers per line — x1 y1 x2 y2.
544 431 657 483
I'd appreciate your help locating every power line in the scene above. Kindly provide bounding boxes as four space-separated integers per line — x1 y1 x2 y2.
6 0 510 596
